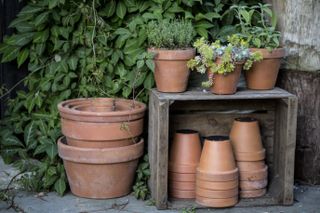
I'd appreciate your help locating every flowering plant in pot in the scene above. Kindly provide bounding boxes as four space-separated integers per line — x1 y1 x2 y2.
147 19 196 93
232 4 285 90
187 35 262 94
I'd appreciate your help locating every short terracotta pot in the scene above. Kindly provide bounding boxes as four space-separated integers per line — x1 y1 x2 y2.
240 188 267 198
240 179 268 190
58 98 146 148
209 59 243 95
198 136 237 174
169 172 196 182
196 187 238 199
196 195 238 208
196 179 238 191
245 48 285 90
148 48 195 93
237 161 265 171
169 129 201 173
169 180 195 191
169 189 195 199
239 165 268 181
230 117 265 161
58 137 143 199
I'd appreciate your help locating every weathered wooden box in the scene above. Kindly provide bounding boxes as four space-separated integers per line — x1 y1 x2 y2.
148 87 298 210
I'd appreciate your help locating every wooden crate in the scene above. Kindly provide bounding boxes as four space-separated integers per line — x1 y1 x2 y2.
148 87 298 210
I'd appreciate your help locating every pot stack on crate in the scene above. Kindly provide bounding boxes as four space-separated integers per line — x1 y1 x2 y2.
57 98 146 199
168 117 268 207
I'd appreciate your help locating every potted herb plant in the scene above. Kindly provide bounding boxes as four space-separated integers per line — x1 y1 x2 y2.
232 4 285 90
147 19 196 93
188 35 262 95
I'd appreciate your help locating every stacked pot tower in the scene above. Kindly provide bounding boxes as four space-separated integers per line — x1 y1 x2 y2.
57 98 146 198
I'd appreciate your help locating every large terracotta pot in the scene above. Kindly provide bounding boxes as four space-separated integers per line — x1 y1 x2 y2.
209 59 243 95
197 136 237 176
230 117 265 161
245 48 285 90
58 137 143 199
148 48 195 93
169 129 201 172
58 98 146 148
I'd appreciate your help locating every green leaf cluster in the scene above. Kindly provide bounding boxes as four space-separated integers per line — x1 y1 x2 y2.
0 0 263 197
133 154 150 200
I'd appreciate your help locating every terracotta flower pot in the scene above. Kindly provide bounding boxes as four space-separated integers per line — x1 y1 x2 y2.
58 137 144 199
240 179 268 190
196 187 238 199
237 161 265 171
230 117 265 161
197 136 237 175
169 129 201 173
196 179 238 191
169 180 195 191
240 188 267 198
240 165 268 181
209 59 243 95
169 172 196 182
148 48 195 93
196 195 238 208
196 169 238 182
58 98 146 148
169 189 195 199
245 48 285 90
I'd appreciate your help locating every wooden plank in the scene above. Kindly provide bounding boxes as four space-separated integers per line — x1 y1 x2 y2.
155 99 170 209
152 87 295 101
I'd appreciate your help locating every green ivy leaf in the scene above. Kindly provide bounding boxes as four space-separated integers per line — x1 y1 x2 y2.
16 22 34 33
24 121 36 148
1 46 20 63
18 5 43 16
49 0 59 9
34 12 50 27
17 48 29 68
146 59 155 72
33 29 49 43
54 178 66 196
67 56 78 70
116 1 127 19
143 72 154 89
2 135 24 147
101 0 116 17
4 33 34 46
46 142 58 160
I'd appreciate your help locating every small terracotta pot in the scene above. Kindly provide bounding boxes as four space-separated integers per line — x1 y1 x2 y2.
196 179 238 191
169 189 195 199
240 165 268 181
240 179 268 190
58 98 146 148
169 129 201 173
230 117 265 161
169 180 195 191
148 48 195 93
240 188 267 198
196 195 238 208
209 59 243 95
198 136 237 174
58 137 143 199
237 161 265 171
169 172 196 182
245 48 285 90
196 168 238 182
196 187 238 199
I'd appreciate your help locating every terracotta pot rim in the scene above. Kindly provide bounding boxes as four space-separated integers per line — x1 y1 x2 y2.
240 165 268 175
148 48 195 60
196 187 239 198
235 148 266 161
169 162 197 173
234 117 257 122
197 168 238 180
196 195 238 207
58 98 146 119
250 48 285 59
205 135 229 142
58 137 144 164
196 179 238 190
175 129 199 134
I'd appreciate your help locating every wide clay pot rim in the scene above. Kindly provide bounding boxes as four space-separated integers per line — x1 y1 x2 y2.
235 148 266 161
58 98 146 118
175 129 199 134
197 168 239 180
205 135 229 142
148 48 195 60
250 48 285 59
58 137 143 164
234 117 257 122
196 195 238 207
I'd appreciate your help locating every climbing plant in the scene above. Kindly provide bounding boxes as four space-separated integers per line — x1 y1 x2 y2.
0 0 261 196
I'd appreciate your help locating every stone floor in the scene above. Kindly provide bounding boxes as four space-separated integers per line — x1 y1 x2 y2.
1 158 320 213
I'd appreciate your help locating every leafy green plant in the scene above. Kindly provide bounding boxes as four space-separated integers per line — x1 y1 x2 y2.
188 34 262 87
133 154 150 200
0 0 263 197
147 19 195 49
231 3 281 50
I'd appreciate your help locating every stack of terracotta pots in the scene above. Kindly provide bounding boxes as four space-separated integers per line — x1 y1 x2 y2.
168 130 201 199
57 98 146 198
230 117 268 198
196 136 239 207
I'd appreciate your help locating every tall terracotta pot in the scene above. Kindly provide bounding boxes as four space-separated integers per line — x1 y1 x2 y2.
148 48 195 93
209 58 243 95
57 137 144 198
245 48 285 90
230 117 265 161
58 98 146 148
